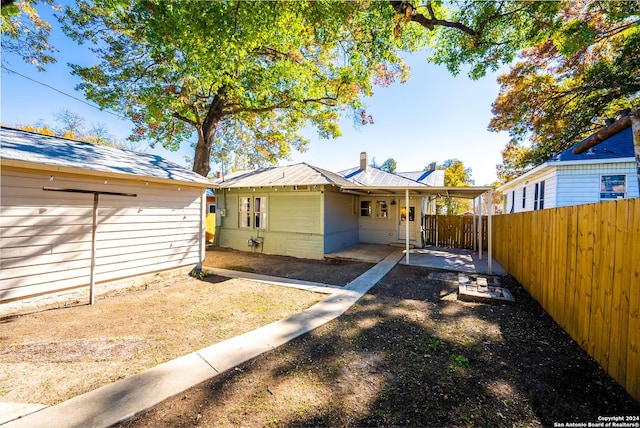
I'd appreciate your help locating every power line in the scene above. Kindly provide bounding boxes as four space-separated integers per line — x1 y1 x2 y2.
1 65 129 120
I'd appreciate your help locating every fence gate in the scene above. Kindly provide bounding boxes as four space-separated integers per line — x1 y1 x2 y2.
423 214 487 250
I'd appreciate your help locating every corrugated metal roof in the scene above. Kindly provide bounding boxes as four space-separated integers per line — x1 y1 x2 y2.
216 163 355 188
214 161 491 199
339 166 425 187
397 170 445 186
0 127 214 187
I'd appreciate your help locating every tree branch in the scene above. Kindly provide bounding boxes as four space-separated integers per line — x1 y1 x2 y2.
224 95 338 116
172 111 197 127
389 1 478 37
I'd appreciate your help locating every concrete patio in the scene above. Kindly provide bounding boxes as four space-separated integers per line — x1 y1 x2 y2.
404 246 507 276
328 243 507 276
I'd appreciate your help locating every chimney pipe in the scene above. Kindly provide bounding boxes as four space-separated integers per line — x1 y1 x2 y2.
429 162 437 171
360 152 367 171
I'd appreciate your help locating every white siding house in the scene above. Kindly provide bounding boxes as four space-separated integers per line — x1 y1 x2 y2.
498 126 639 213
0 127 214 306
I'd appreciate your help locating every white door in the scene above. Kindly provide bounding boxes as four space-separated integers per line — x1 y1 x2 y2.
399 205 416 240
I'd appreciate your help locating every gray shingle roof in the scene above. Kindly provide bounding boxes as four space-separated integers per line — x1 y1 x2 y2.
0 127 214 186
216 163 355 188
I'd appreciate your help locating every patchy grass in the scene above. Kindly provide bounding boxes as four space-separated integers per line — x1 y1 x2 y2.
0 272 324 405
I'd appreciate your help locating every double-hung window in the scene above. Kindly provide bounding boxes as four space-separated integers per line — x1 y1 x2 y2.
534 181 545 210
360 201 372 217
239 196 267 229
239 197 251 228
254 197 267 229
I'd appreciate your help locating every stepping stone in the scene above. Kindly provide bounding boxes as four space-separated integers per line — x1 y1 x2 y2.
457 275 515 304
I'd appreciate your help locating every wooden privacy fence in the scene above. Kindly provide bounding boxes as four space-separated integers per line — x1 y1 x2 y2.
423 215 488 250
492 198 640 402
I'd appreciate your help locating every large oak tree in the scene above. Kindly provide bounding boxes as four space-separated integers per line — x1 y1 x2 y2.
490 0 640 183
62 0 423 176
60 0 570 177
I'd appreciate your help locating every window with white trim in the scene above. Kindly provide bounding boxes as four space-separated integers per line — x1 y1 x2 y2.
239 197 251 228
510 191 515 213
360 200 372 217
254 197 267 229
534 181 545 210
601 175 626 200
376 200 389 218
240 196 267 229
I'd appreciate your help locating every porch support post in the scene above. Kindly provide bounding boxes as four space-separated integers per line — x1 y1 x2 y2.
405 188 410 265
488 190 493 275
478 195 483 260
472 198 477 251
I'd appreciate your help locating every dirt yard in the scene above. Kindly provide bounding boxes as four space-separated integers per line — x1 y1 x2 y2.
115 249 639 428
3 247 639 427
0 248 371 406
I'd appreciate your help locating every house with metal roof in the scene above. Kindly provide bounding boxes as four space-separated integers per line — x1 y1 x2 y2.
214 162 359 259
0 127 216 309
337 153 445 249
213 153 491 260
497 124 639 213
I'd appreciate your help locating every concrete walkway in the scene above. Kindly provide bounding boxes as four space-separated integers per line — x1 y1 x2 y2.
2 249 404 428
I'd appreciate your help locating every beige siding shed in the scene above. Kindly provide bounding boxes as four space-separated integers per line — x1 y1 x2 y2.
0 127 215 304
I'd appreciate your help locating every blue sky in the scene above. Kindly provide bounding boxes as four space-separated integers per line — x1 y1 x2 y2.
1 3 510 186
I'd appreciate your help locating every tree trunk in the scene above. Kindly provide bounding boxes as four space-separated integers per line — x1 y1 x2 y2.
192 127 213 177
572 111 636 154
191 92 226 177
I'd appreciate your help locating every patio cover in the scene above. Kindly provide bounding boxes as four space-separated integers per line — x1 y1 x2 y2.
339 185 496 274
